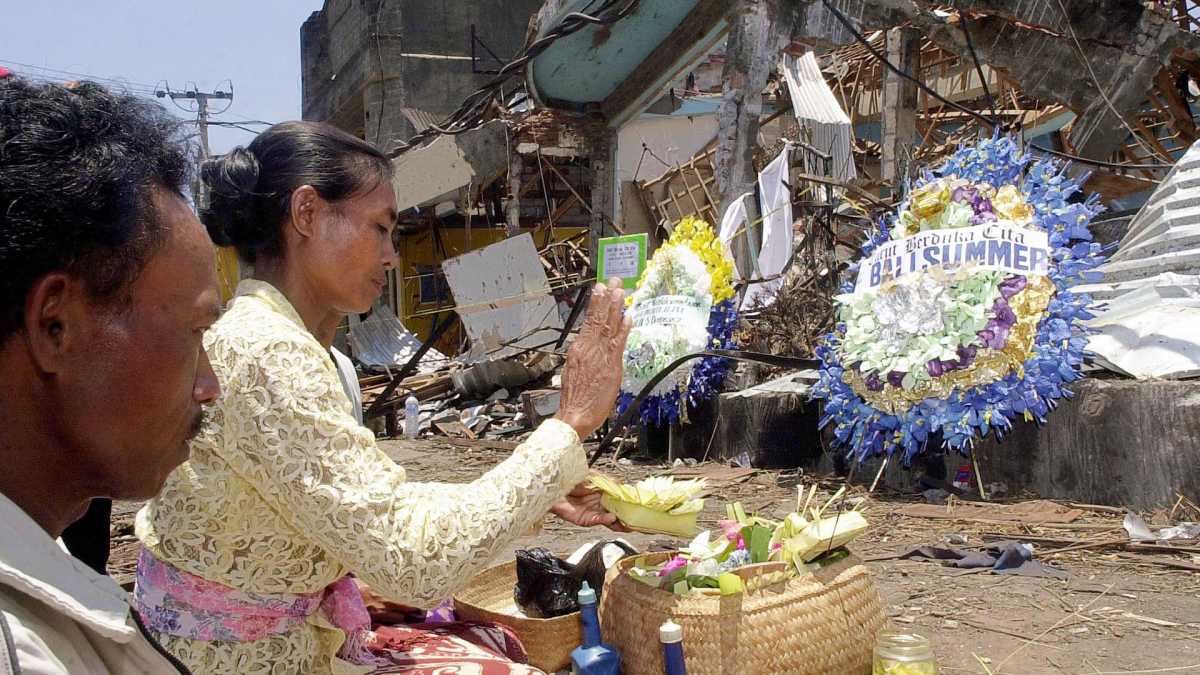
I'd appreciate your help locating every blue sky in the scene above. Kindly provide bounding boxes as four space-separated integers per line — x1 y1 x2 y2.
1 0 326 155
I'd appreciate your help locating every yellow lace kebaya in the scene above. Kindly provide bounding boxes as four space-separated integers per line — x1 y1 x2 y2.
136 280 588 675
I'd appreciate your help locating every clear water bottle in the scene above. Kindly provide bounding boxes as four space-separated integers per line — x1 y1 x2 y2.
404 394 420 439
873 632 937 674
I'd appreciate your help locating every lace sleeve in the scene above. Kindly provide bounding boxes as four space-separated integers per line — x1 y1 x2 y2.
212 336 588 605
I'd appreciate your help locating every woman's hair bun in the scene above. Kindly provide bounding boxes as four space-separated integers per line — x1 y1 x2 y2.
196 121 392 264
199 146 269 255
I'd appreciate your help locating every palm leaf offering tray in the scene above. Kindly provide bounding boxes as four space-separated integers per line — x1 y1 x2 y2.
587 475 706 538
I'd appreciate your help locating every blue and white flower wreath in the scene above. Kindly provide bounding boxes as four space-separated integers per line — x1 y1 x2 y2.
812 135 1107 462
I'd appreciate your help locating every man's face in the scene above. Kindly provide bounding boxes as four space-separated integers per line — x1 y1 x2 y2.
55 187 221 500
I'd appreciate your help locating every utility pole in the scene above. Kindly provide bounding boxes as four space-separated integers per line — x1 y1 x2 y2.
157 86 232 158
156 84 240 298
156 85 233 207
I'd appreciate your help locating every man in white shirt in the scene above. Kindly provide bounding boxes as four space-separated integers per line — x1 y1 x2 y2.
330 345 365 424
0 74 221 673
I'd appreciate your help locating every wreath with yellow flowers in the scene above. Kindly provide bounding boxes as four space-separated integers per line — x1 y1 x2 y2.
618 217 740 426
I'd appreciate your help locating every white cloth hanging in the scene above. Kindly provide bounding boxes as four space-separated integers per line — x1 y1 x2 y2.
718 192 750 247
717 192 753 296
743 144 793 310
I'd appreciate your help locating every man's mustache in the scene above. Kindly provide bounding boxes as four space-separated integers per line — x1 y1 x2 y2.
186 408 210 441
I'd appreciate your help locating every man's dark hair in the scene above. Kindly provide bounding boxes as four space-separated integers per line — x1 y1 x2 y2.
0 76 192 340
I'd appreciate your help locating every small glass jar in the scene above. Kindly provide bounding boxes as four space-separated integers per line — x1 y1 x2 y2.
873 632 937 675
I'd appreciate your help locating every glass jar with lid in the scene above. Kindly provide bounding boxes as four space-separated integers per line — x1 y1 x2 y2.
873 631 937 675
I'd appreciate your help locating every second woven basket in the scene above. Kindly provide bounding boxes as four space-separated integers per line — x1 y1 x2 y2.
598 551 886 675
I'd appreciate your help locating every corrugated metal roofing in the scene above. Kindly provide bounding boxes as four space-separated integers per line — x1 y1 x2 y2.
348 303 449 373
780 52 857 183
1082 141 1200 379
782 52 850 126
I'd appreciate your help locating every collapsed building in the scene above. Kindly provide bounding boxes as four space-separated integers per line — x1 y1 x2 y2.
299 0 1200 508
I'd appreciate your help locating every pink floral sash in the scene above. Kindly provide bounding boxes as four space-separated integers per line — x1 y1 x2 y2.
134 547 385 665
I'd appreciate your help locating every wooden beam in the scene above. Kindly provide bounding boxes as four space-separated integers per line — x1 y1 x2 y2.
883 26 921 184
539 155 593 217
532 193 581 238
1153 67 1198 144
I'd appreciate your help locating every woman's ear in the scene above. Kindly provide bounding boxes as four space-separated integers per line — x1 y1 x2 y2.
288 185 322 240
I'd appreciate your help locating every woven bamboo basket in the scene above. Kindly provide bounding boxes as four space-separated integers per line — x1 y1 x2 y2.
452 560 582 673
598 551 886 675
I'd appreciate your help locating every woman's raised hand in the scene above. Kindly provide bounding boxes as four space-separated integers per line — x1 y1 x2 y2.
555 278 633 439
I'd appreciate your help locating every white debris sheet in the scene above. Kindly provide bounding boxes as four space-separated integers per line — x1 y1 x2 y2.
441 233 564 362
1082 141 1200 379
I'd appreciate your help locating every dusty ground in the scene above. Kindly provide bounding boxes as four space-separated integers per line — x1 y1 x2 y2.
109 437 1200 675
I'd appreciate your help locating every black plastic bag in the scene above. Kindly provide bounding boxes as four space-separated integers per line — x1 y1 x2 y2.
514 547 578 618
513 541 638 618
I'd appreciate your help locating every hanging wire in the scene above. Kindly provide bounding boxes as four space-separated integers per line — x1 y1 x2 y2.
0 59 159 94
958 14 999 124
818 0 1178 172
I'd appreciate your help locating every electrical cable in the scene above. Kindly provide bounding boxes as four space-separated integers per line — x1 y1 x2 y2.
209 79 235 116
372 2 389 146
958 14 998 123
9 71 160 98
821 1 997 125
1026 143 1176 170
208 121 262 135
0 59 159 93
587 349 821 466
222 113 277 126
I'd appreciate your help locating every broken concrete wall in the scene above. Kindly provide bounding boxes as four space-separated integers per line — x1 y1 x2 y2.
302 0 370 133
972 378 1200 510
301 0 543 151
674 373 826 469
872 0 1199 160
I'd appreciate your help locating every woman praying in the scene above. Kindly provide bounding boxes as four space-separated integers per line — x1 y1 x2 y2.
134 121 631 675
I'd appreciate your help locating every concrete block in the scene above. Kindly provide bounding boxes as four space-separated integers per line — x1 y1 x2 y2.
522 389 561 427
972 378 1200 510
674 372 826 468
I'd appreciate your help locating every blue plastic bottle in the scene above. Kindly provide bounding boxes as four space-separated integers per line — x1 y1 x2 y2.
660 619 687 675
570 582 620 675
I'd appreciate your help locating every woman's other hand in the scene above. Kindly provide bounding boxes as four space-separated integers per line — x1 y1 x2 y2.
555 278 632 439
550 481 629 531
